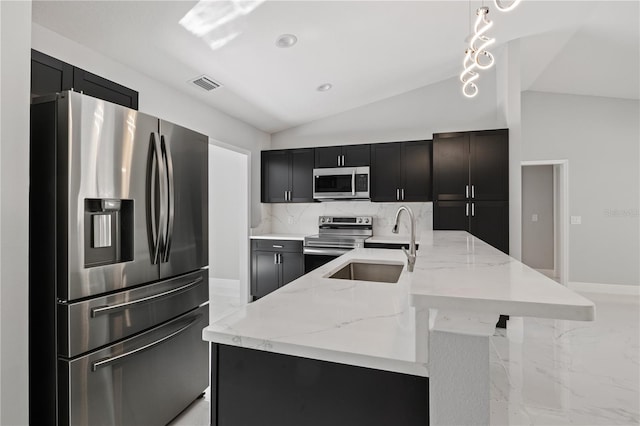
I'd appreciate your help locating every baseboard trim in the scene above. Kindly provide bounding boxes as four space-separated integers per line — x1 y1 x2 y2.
568 281 640 296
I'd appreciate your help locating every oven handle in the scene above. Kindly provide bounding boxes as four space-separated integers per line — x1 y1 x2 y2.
303 247 352 256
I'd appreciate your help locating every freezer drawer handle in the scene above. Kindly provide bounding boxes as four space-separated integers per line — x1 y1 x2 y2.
90 277 203 318
91 315 201 372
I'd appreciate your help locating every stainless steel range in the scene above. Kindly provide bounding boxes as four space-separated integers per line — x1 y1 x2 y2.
303 216 373 273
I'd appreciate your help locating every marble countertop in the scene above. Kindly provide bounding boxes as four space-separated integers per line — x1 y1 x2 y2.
203 231 594 376
250 233 308 241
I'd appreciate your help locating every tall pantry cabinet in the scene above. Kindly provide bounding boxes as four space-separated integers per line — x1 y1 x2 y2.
432 129 509 254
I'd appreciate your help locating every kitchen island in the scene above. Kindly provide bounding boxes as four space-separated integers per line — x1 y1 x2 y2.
203 231 594 426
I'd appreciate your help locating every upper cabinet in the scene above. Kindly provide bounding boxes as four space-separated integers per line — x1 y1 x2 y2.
31 50 139 110
261 148 314 203
31 49 73 99
315 144 370 168
370 140 432 202
433 129 508 202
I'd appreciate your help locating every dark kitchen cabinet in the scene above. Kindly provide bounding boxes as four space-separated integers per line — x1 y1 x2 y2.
31 49 139 110
251 240 304 299
72 68 139 110
31 49 73 100
371 140 432 202
433 129 509 254
261 149 314 203
315 144 370 168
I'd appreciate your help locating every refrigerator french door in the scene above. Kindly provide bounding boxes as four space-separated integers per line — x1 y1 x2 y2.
30 91 209 426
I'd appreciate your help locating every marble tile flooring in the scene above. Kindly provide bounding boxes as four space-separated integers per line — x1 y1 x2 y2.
170 290 639 426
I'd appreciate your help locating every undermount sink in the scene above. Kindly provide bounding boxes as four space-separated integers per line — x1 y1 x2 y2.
327 261 405 283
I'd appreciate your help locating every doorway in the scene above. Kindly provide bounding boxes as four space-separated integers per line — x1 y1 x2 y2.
208 142 251 304
521 160 569 285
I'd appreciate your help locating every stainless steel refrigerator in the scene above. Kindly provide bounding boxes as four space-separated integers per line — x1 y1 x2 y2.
29 91 209 425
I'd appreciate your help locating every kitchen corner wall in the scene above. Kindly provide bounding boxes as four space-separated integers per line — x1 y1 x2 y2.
267 202 433 240
1 2 31 424
270 75 502 149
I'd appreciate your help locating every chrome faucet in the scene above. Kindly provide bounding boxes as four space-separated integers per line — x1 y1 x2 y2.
392 205 417 272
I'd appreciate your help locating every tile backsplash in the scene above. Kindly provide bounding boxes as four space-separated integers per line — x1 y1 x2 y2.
255 201 433 239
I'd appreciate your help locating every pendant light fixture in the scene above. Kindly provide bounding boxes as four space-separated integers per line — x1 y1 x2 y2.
460 0 520 98
494 0 522 13
470 6 495 70
460 48 479 98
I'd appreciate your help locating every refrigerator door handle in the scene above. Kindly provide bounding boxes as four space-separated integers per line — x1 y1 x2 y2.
91 315 201 372
161 135 175 262
90 277 203 318
150 133 166 264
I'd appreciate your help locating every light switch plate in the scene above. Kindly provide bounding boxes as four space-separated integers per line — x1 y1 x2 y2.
532 214 538 222
570 215 582 225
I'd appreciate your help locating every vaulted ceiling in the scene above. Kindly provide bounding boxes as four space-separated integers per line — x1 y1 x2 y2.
32 1 639 133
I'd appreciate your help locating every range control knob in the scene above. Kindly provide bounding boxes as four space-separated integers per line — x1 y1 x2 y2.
358 218 362 223
365 218 370 224
320 218 325 223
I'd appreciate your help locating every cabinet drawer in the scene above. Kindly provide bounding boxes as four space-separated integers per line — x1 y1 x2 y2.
58 270 208 358
252 239 302 252
59 305 208 426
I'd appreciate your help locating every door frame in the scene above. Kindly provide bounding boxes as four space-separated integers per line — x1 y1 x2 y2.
521 160 569 285
209 139 252 303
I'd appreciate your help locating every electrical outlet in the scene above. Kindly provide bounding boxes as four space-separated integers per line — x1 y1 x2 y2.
531 214 538 222
570 216 582 225
287 216 295 224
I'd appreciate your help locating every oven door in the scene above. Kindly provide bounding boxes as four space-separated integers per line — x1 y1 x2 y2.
303 247 351 273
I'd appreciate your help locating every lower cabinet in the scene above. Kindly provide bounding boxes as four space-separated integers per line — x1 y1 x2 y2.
211 344 429 426
433 200 509 254
251 240 304 299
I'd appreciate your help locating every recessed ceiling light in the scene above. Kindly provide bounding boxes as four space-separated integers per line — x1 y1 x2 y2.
275 34 297 48
317 83 333 92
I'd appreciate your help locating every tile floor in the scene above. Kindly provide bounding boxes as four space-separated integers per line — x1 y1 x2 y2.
170 290 639 426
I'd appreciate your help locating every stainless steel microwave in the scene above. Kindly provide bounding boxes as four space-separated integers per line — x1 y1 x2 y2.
313 167 370 200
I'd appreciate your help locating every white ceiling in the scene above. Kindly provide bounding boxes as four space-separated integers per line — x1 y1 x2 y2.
32 1 639 133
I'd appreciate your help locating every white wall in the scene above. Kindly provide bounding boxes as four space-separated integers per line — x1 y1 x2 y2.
271 74 504 149
0 1 31 424
209 145 248 281
31 24 270 227
522 165 554 270
522 91 640 286
496 41 523 260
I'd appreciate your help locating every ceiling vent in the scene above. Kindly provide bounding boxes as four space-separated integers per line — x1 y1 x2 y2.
189 75 221 92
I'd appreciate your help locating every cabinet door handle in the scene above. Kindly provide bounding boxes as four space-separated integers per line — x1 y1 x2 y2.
342 155 345 166
396 188 400 201
278 253 282 264
465 185 469 198
272 244 283 248
401 188 405 201
466 202 469 217
274 253 278 264
471 185 475 199
337 155 340 166
472 203 475 217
